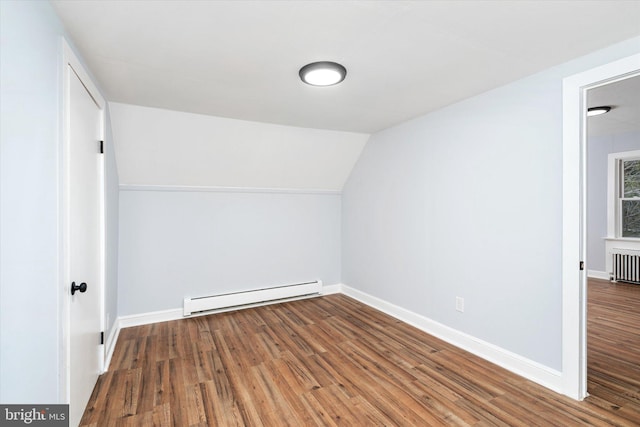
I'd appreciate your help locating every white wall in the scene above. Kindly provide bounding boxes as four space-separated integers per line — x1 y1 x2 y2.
342 37 640 372
109 102 369 190
587 130 640 273
0 0 119 403
112 104 363 316
0 0 64 402
118 189 340 315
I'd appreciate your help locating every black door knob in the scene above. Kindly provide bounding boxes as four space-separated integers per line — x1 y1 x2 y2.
71 281 87 296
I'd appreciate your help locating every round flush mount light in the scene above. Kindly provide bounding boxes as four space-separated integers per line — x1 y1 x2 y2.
587 106 612 117
299 61 347 86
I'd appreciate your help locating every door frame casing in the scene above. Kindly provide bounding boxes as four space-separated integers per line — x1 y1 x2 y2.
60 39 106 403
562 53 640 400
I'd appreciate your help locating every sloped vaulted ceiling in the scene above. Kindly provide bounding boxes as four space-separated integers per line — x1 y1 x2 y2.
109 103 369 190
52 1 640 190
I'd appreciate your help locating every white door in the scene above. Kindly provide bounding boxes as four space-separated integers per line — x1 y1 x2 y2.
68 66 103 426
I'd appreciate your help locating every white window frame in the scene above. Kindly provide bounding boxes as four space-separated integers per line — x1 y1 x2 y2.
607 150 640 239
604 150 640 278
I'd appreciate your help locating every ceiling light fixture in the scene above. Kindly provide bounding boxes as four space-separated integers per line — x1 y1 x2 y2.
587 106 612 117
299 61 347 86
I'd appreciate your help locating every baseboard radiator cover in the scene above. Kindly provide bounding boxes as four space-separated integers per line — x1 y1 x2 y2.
183 280 322 316
611 249 640 284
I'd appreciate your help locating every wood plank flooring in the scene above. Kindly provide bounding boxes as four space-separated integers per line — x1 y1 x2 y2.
81 288 640 426
587 278 640 416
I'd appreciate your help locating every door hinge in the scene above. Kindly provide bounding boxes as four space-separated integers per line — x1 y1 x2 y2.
99 140 104 154
579 261 585 271
100 331 104 345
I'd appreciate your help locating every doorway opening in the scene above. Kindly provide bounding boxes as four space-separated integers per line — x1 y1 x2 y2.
585 75 640 405
562 53 640 400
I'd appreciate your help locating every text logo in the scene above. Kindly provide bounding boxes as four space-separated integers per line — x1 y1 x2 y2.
1 405 68 426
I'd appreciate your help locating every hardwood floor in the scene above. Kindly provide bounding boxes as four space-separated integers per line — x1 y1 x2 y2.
81 290 640 426
587 278 640 416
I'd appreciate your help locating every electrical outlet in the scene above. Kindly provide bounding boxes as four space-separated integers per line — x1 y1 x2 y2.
456 297 464 312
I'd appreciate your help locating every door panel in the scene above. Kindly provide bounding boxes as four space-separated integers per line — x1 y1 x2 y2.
68 67 102 426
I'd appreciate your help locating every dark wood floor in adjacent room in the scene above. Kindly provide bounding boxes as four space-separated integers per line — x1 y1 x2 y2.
587 278 640 421
81 284 640 426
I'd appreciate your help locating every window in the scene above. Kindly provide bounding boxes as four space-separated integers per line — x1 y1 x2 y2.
605 150 640 277
607 150 640 239
620 159 640 237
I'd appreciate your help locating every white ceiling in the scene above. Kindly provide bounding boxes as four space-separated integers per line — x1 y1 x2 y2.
588 74 640 137
52 0 640 133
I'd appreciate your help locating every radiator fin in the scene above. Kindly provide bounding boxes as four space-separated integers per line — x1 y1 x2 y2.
611 250 640 284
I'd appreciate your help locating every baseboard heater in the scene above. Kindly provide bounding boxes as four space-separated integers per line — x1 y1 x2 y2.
183 280 322 316
611 249 640 284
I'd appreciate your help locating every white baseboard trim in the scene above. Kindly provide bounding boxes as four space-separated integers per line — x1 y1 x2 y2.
321 283 343 295
587 270 609 280
341 284 564 395
118 307 185 329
